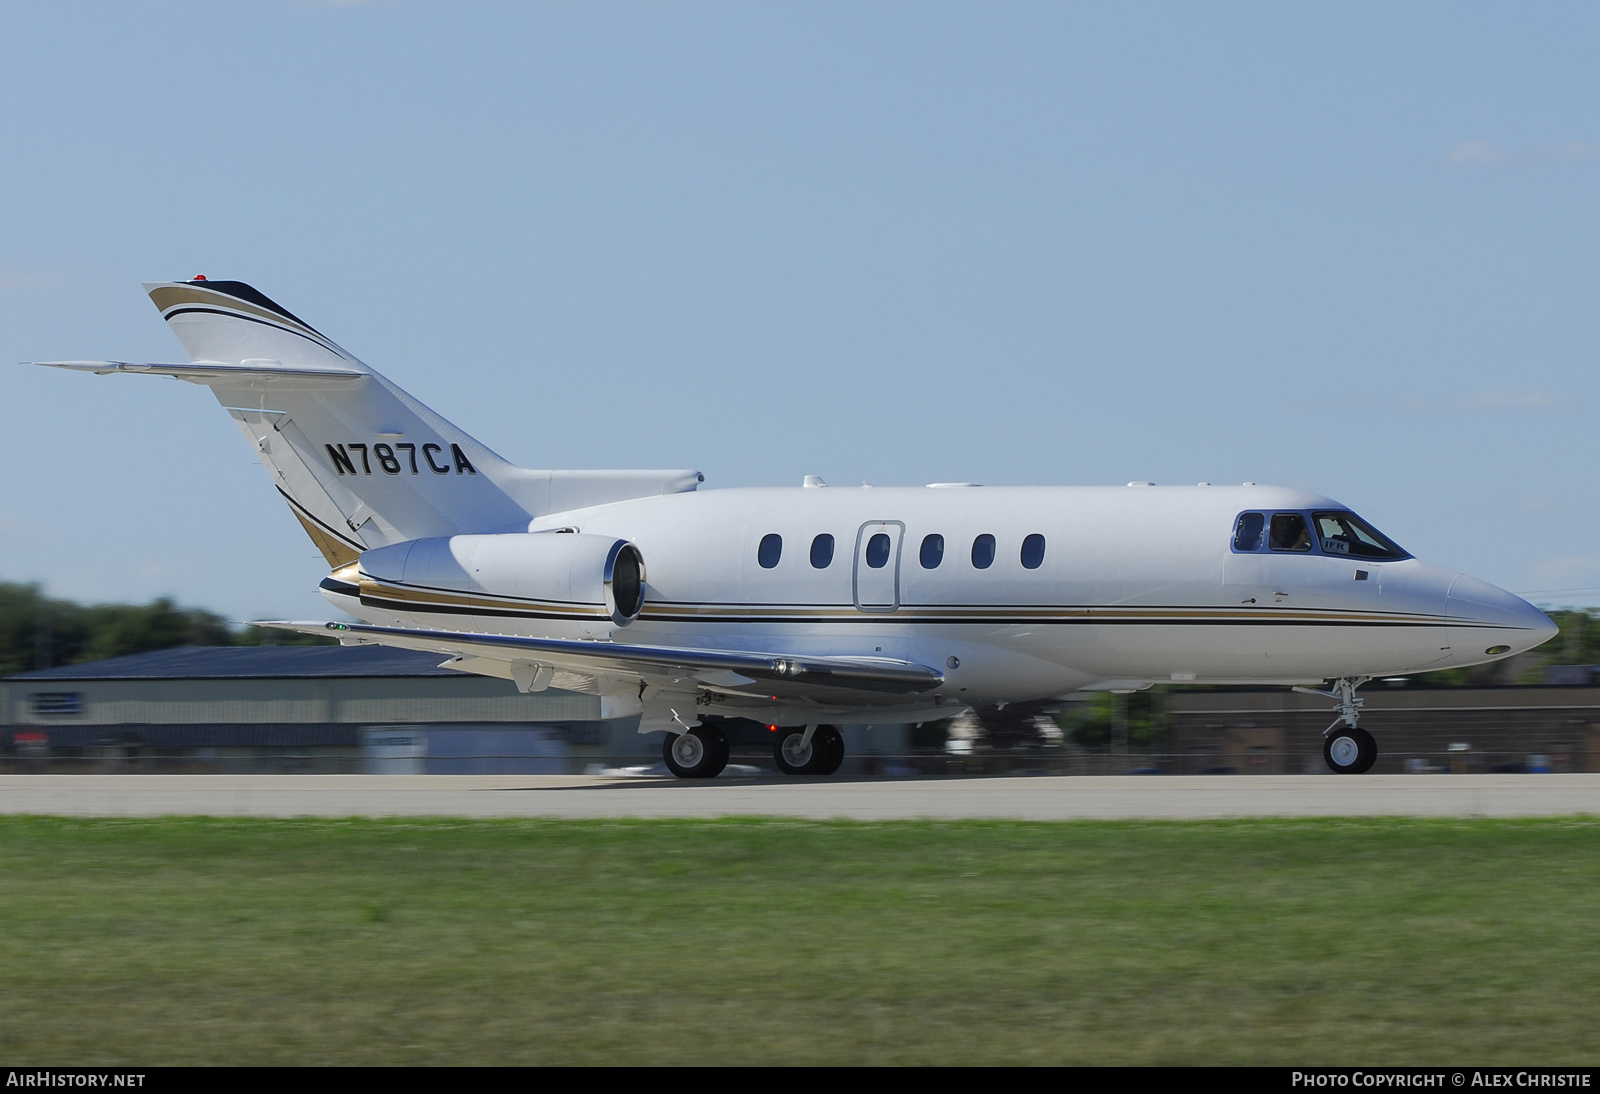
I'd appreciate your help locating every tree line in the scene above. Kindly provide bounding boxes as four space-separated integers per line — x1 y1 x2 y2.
0 582 334 677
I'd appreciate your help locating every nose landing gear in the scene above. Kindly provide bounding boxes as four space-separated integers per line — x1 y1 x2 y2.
1323 725 1377 774
1295 677 1378 774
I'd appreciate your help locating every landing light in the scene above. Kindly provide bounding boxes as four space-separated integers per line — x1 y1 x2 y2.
1486 645 1511 655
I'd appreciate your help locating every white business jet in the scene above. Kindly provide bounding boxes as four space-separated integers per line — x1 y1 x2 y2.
41 279 1558 777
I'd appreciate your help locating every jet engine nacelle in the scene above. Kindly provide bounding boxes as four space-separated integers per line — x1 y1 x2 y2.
358 532 647 626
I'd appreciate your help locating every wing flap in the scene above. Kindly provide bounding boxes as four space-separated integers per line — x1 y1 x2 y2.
259 621 945 695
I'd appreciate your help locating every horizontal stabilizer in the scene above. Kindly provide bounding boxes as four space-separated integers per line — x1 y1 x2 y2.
35 360 364 383
259 620 946 696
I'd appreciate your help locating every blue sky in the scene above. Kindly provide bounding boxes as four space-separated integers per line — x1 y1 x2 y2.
2 2 1598 621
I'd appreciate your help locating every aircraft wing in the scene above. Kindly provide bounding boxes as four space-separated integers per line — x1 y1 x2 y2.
259 620 945 696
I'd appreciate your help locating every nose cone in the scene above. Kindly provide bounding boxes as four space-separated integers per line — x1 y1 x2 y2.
1445 574 1560 665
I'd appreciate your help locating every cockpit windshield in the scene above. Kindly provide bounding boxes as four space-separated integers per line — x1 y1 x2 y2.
1232 509 1411 560
1311 511 1409 560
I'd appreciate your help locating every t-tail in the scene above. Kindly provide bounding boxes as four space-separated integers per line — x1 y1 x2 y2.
38 279 701 566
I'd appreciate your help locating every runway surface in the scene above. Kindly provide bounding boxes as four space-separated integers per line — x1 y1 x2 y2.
2 773 1598 820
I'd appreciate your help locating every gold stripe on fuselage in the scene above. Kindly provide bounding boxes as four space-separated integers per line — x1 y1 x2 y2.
636 603 1455 625
356 577 609 619
349 576 1463 628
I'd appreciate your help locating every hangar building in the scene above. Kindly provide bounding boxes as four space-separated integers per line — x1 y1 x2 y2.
0 645 641 774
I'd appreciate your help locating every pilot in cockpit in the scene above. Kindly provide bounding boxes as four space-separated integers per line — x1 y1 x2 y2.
1269 512 1312 552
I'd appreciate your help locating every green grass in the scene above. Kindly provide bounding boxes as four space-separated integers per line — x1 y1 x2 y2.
1 816 1597 1064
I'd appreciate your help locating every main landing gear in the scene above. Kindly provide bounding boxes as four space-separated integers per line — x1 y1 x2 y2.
773 725 844 776
663 723 729 779
1295 676 1377 774
660 722 846 779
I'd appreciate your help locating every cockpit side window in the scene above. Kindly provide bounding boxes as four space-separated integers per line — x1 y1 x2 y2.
1268 512 1312 552
1312 512 1410 560
1233 512 1265 552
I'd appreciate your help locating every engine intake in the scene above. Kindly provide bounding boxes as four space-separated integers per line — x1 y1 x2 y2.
603 539 645 624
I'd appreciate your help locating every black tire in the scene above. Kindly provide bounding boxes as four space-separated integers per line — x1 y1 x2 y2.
814 725 845 775
773 725 844 776
1324 727 1378 774
663 725 729 779
1351 727 1378 773
773 727 818 775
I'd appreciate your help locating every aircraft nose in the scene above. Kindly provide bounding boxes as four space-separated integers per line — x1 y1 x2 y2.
1445 574 1560 662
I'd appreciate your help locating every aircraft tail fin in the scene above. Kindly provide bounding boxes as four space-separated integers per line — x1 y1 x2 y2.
145 279 354 370
43 279 701 567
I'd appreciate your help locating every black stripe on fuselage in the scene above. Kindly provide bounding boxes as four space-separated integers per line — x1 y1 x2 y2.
641 614 1502 628
357 593 604 621
361 595 1500 629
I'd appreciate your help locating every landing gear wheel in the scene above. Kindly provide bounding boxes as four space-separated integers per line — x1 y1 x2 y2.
773 725 845 776
1324 727 1377 774
814 725 844 775
1351 728 1377 773
774 728 817 775
663 724 729 779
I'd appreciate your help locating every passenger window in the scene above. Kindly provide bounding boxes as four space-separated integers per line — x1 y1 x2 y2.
1233 512 1264 552
1021 534 1046 569
810 533 834 569
1268 513 1312 552
920 534 944 569
972 534 995 569
866 533 891 569
758 533 783 568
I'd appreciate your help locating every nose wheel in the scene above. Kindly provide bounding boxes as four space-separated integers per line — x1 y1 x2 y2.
1323 727 1377 774
1295 676 1379 774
